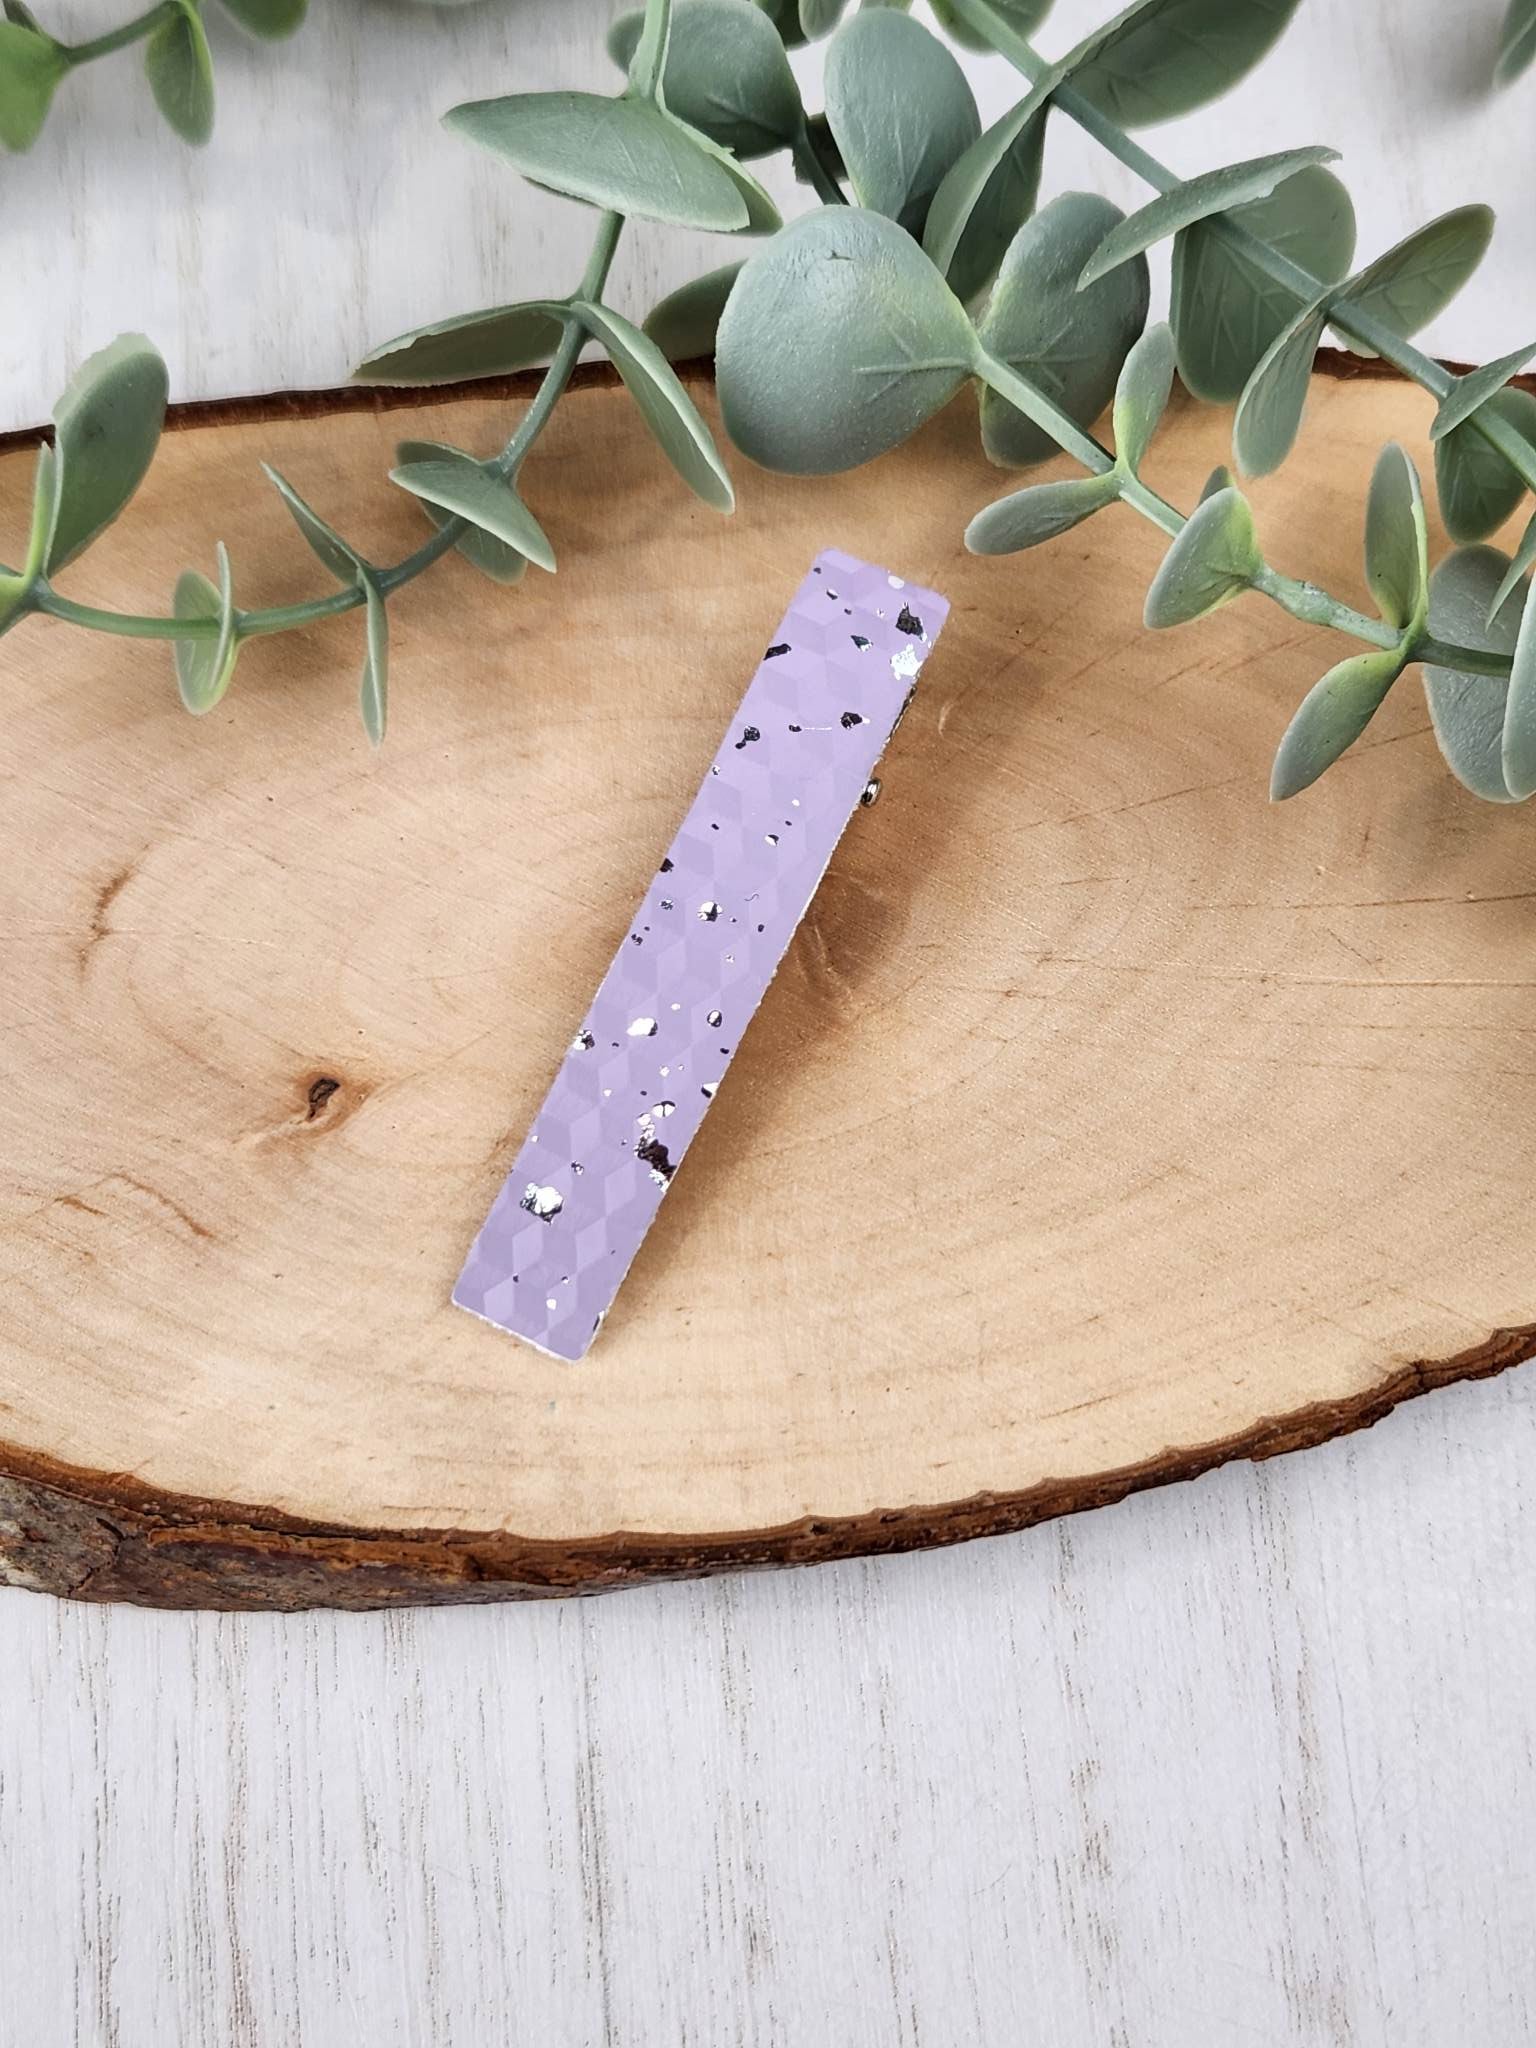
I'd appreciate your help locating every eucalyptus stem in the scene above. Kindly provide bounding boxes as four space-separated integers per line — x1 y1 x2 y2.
61 1 176 64
34 210 627 646
973 348 1403 653
950 0 1536 489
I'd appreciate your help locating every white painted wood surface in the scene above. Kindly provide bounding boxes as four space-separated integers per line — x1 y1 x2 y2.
4 4 1536 2041
4 0 1536 430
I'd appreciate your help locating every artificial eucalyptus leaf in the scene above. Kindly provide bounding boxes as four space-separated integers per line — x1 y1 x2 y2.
716 207 973 475
607 0 802 159
1490 510 1536 623
443 91 752 233
930 0 1055 50
823 10 980 236
1496 0 1536 85
261 465 365 585
1198 463 1234 502
1078 146 1338 288
389 447 557 571
217 0 306 37
1231 291 1327 477
664 104 782 234
0 20 66 151
1422 545 1523 801
575 299 734 511
173 543 239 714
395 440 527 585
1269 646 1407 800
1170 165 1355 403
752 0 805 48
1434 388 1536 544
1066 0 1303 131
1503 564 1536 798
48 334 170 573
359 576 388 747
1363 442 1427 633
643 263 743 360
965 471 1120 554
923 77 1052 306
1143 485 1261 628
798 0 846 33
1430 341 1536 442
26 442 59 574
2 443 60 634
145 1 215 147
1112 321 1175 474
977 192 1150 470
1332 206 1495 356
353 300 565 387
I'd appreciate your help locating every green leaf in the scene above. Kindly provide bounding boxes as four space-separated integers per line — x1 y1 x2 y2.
752 0 806 48
717 208 973 475
262 467 388 742
607 0 802 159
1143 485 1261 628
1363 443 1427 633
573 299 734 511
389 448 557 571
216 0 306 37
359 576 388 747
642 263 743 360
353 300 565 388
1 441 59 631
1504 557 1536 797
965 471 1120 554
930 0 1054 49
798 0 846 33
145 1 215 147
0 19 65 150
48 334 169 573
1496 0 1536 85
1078 147 1337 288
2 3 44 29
1430 341 1536 441
395 439 527 585
261 465 367 584
1434 388 1536 544
1170 165 1355 403
1231 291 1327 477
173 543 239 714
1066 0 1302 130
1199 463 1233 501
666 102 782 234
443 91 754 233
922 77 1052 306
1332 206 1494 356
1112 321 1175 474
1422 545 1524 801
976 192 1150 470
1270 645 1408 800
1489 509 1536 623
823 11 979 236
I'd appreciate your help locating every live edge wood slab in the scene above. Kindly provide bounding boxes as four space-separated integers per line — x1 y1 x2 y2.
1 361 1533 1611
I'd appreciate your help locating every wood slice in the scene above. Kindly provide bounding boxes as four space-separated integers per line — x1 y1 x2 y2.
1 364 1532 1610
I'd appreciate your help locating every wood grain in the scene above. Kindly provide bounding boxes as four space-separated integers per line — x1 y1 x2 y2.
1 364 1534 1609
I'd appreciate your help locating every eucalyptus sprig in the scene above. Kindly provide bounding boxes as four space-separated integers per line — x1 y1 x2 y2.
6 0 1536 807
0 0 304 150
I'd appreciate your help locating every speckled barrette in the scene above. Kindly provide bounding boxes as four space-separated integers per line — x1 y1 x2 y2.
453 548 950 1361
